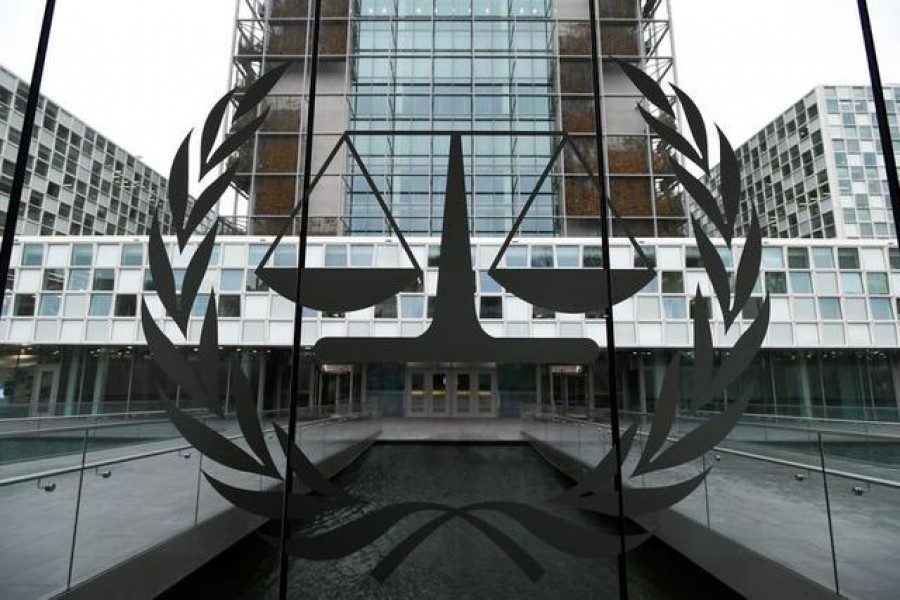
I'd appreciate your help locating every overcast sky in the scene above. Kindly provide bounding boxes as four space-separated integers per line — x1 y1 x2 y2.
0 0 898 181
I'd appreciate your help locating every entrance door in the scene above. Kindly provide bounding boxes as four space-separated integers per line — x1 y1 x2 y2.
31 365 60 417
405 369 496 417
550 366 589 417
316 367 356 416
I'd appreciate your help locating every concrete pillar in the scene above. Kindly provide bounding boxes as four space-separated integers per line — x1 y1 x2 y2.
63 348 82 416
797 354 813 418
256 352 266 412
91 349 110 415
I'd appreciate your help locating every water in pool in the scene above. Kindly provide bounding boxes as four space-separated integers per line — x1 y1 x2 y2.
165 443 737 599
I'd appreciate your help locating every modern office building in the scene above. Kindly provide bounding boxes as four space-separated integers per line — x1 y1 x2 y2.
700 85 900 240
0 64 218 236
1 3 899 424
232 0 686 238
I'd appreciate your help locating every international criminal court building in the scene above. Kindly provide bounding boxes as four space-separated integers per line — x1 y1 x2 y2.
0 1 898 599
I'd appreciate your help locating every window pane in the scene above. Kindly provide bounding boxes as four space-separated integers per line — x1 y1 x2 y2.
556 246 579 267
762 247 784 268
324 245 347 266
43 268 64 291
67 269 90 292
838 248 860 269
400 295 424 318
218 295 241 317
14 294 36 316
583 246 603 267
479 296 503 319
815 273 838 294
841 272 863 294
93 269 114 290
220 269 244 291
866 272 889 294
661 271 683 293
89 294 112 316
531 245 553 267
38 293 60 316
663 297 686 319
71 243 93 266
374 297 398 318
818 297 842 319
22 244 43 266
114 294 137 317
479 272 501 293
811 247 835 268
350 245 375 266
870 298 893 320
121 243 143 266
787 247 809 269
789 272 813 293
765 272 787 294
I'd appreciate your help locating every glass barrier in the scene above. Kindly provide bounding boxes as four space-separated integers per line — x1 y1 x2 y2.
0 411 380 598
522 408 900 597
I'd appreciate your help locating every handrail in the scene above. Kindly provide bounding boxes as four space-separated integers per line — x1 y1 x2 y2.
529 405 900 442
527 413 900 490
0 417 209 439
0 414 373 488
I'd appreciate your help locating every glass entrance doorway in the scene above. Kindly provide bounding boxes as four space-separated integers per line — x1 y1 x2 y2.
547 365 590 417
406 368 497 417
316 366 361 416
30 365 60 417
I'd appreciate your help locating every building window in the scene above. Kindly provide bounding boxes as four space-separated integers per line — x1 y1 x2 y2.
89 293 112 316
812 247 835 268
22 243 43 266
93 268 114 290
764 272 787 294
533 305 554 319
841 272 864 294
324 245 347 266
42 268 64 291
14 294 35 316
218 295 241 317
400 295 424 318
788 272 813 294
71 243 93 266
838 248 860 269
661 271 684 293
36 293 60 316
121 243 143 266
787 247 809 269
114 294 137 317
220 269 244 291
479 297 503 319
870 298 893 320
427 246 441 268
531 245 553 267
818 297 842 319
866 272 889 294
663 297 687 319
506 246 527 267
374 297 398 318
246 271 269 292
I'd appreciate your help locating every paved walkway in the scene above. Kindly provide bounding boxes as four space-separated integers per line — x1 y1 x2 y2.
524 419 900 600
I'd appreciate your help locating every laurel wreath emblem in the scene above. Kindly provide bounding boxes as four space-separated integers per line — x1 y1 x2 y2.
141 62 769 582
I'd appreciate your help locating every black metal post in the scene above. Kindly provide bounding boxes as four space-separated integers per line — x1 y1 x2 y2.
0 0 56 316
587 0 629 597
856 0 900 246
278 0 323 596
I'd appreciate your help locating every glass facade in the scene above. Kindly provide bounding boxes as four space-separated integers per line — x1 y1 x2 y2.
232 0 686 237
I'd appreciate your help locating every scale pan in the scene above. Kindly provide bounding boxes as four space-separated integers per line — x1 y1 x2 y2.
257 267 420 312
489 268 655 314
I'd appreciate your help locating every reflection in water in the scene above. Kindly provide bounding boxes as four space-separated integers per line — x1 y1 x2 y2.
164 444 738 599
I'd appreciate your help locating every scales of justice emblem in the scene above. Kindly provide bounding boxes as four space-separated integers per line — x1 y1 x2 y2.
142 60 769 584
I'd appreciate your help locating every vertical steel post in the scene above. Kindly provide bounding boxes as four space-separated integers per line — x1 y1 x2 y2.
817 432 840 594
856 0 900 245
0 0 56 316
278 0 324 596
586 0 629 597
